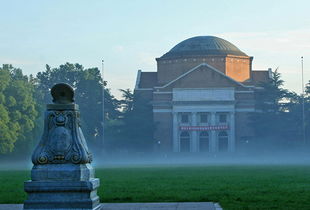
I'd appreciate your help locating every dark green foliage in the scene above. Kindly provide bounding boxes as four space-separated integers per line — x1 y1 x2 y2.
35 63 119 148
0 65 38 154
106 89 154 152
1 165 310 209
255 69 287 113
249 70 304 147
304 83 310 142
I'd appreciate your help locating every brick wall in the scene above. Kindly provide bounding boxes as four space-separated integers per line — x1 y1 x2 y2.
225 55 251 82
153 112 173 152
157 56 226 85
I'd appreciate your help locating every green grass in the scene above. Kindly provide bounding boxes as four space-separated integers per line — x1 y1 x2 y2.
1 165 310 209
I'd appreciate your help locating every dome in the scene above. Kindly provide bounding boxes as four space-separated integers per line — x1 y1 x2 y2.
160 36 247 59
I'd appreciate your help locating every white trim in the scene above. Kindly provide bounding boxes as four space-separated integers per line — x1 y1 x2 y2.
153 109 172 113
235 108 255 112
173 87 234 91
210 112 217 152
191 112 198 152
154 107 255 113
134 70 141 90
154 63 254 89
173 105 235 113
235 90 254 93
154 88 239 94
153 91 172 94
173 112 179 152
254 87 264 90
229 112 235 152
135 88 153 91
173 88 235 102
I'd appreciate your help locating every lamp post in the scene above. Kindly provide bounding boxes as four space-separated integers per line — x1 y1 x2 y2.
301 56 306 146
102 59 105 149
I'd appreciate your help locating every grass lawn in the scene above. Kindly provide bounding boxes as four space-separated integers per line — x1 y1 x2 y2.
1 165 310 209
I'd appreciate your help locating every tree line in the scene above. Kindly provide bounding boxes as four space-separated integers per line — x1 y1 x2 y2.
0 63 153 157
250 70 310 151
0 63 309 156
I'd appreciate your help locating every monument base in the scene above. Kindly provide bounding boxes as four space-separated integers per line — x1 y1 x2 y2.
24 178 100 210
23 84 101 209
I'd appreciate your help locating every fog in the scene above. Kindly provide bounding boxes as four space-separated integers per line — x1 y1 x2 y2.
91 137 310 168
93 152 310 168
3 153 310 171
1 140 310 171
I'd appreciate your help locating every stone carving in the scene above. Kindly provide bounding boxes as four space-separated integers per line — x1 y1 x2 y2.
32 110 92 165
24 83 101 210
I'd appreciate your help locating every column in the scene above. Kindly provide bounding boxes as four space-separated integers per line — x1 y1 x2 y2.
210 112 217 152
229 112 235 152
172 112 179 152
191 112 198 152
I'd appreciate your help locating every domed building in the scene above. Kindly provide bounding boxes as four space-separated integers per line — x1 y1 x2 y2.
135 36 271 153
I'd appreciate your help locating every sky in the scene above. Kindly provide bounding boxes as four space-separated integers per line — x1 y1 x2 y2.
0 0 310 98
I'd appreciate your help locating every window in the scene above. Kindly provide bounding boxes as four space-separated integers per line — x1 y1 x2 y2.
180 131 190 152
181 113 189 123
199 131 209 152
218 131 228 152
219 114 227 123
199 113 208 123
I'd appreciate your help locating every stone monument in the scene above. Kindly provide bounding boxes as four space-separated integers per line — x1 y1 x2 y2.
24 83 101 210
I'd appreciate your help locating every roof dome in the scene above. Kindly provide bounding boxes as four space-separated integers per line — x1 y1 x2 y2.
160 36 247 59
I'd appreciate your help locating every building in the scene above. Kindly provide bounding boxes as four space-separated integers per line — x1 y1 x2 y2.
134 36 271 153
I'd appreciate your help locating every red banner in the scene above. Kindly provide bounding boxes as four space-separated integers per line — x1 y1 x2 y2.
180 125 229 131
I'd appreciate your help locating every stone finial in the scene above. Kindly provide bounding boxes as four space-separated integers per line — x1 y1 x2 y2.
24 83 100 210
31 83 92 165
51 83 74 104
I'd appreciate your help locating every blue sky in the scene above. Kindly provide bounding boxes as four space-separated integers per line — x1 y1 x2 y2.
1 0 309 97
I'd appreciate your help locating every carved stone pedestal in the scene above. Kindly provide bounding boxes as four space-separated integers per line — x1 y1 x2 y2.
24 83 101 210
24 179 100 210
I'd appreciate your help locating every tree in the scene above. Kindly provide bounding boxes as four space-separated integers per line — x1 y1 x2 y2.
113 89 154 152
0 65 39 154
119 89 134 112
249 69 295 146
35 63 119 149
302 81 310 144
305 81 310 96
255 69 287 113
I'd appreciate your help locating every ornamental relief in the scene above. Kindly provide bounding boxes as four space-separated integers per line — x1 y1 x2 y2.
32 110 92 165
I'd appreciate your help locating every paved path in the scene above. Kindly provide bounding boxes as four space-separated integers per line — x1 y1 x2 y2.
0 202 222 210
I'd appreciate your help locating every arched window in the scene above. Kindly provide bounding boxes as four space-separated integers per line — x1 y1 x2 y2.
180 131 190 152
199 131 209 152
218 131 228 152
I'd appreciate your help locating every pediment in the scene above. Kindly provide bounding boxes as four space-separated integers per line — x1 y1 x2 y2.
156 63 251 91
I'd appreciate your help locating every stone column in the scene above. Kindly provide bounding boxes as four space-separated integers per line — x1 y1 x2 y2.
191 112 198 152
24 83 101 210
229 112 236 152
172 112 179 152
210 112 217 152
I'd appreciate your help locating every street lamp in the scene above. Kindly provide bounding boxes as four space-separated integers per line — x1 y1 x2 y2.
301 56 306 146
102 59 105 149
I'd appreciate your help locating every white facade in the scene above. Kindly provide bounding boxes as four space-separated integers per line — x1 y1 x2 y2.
173 88 235 101
172 88 235 153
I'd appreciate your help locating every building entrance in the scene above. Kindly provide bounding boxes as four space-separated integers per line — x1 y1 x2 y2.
199 131 209 152
218 131 228 152
180 131 190 152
